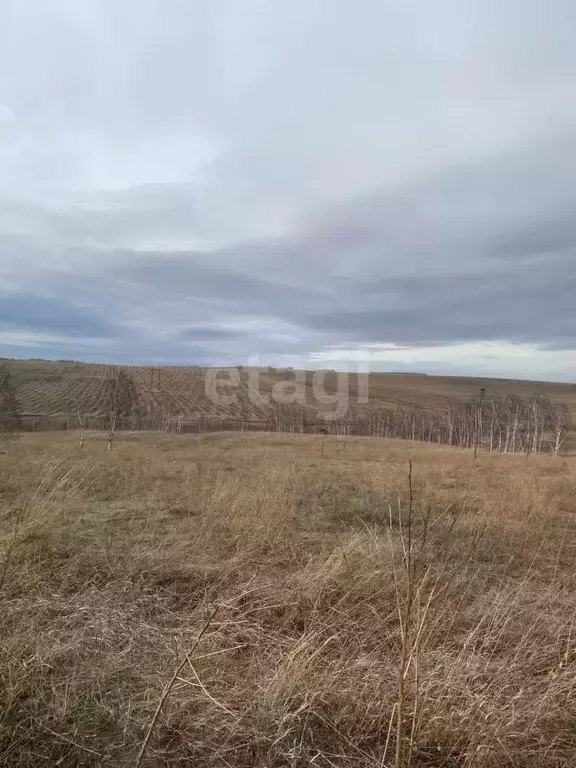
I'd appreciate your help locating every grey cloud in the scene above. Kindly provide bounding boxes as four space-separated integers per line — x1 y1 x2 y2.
4 132 576 365
112 251 325 312
176 325 248 341
0 294 118 338
488 215 576 261
2 1 576 376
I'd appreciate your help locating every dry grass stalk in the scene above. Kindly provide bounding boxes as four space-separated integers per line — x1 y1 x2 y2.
134 606 218 768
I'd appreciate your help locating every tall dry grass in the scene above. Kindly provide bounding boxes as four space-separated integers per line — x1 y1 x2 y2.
1 431 575 766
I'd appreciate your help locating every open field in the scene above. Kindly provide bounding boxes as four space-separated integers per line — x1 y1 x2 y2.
3 358 576 424
1 431 576 766
2 359 576 443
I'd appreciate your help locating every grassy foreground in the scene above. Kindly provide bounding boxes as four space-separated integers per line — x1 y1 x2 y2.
1 432 576 767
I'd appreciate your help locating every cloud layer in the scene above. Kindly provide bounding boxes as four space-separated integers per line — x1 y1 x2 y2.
2 1 576 379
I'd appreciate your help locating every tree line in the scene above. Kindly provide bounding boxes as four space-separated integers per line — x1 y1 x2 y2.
234 392 570 455
0 363 572 455
92 387 570 456
357 392 570 455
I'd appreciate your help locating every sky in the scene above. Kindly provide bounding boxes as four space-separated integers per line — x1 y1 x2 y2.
1 0 576 380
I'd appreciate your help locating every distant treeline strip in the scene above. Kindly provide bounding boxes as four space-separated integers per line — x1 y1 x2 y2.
7 367 571 456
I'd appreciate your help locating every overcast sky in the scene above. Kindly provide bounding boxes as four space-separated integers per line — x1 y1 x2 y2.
1 0 576 380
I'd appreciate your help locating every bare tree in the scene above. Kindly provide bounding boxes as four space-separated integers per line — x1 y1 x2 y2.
72 399 87 448
103 368 139 450
0 365 22 439
349 391 571 456
550 403 570 456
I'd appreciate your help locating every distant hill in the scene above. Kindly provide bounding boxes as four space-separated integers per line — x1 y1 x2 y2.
2 359 575 444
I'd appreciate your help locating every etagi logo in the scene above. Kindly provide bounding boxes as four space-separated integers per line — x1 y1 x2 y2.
205 360 370 421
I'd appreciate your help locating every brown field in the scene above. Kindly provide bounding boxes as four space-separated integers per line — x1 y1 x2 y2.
1 430 576 766
3 358 576 432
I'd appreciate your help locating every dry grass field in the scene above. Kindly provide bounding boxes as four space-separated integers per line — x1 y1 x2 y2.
1 430 576 766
